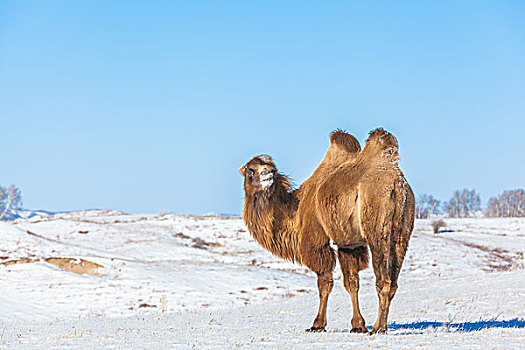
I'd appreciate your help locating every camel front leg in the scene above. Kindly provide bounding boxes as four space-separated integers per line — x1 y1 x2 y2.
368 242 398 335
306 271 333 332
370 278 394 334
339 247 368 333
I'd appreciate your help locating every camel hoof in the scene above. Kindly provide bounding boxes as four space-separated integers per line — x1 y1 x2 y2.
306 326 326 333
368 328 387 335
350 326 368 333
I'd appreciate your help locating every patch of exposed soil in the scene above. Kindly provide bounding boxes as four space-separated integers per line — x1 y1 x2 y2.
435 234 516 271
191 237 222 249
1 257 103 275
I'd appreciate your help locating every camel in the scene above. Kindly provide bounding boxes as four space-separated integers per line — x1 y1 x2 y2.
239 128 415 334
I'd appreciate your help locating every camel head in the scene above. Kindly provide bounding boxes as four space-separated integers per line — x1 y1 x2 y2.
239 154 278 196
364 128 401 164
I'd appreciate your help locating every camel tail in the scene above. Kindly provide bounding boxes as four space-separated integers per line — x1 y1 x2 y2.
364 128 400 164
391 178 415 277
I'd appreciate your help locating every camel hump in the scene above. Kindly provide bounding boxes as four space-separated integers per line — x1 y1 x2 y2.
314 130 361 169
329 130 361 154
364 128 400 164
298 130 360 195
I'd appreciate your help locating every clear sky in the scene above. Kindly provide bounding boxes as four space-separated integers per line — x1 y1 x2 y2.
1 1 524 215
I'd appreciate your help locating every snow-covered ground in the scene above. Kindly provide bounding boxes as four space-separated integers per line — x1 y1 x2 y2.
0 212 523 348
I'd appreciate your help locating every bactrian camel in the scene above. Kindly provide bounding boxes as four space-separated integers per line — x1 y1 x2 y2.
239 128 415 334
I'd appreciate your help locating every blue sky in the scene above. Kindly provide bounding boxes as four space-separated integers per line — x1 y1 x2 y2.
1 1 524 214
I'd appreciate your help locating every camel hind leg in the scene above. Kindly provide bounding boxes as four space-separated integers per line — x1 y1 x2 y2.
338 246 369 333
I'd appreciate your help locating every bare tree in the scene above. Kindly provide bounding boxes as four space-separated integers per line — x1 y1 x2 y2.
415 194 426 219
443 190 460 218
486 189 525 217
416 194 441 219
428 196 441 218
0 185 23 220
465 189 481 215
486 197 501 217
511 189 525 217
0 186 6 205
444 189 480 218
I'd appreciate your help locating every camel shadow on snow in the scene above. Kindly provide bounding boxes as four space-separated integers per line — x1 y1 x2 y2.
330 319 524 334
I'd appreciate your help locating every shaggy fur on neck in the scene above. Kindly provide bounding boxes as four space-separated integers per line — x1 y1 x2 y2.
242 172 301 263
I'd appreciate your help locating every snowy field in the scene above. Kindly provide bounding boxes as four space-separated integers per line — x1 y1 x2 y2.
0 211 523 348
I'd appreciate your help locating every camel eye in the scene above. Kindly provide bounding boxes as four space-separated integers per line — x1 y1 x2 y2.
247 168 254 179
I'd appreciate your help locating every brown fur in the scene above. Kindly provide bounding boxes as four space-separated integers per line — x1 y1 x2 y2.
240 156 300 263
240 128 415 334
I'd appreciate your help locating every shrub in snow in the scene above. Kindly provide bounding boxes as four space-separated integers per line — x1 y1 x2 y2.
432 219 446 234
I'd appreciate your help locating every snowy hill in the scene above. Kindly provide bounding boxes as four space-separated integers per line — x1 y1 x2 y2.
0 212 523 348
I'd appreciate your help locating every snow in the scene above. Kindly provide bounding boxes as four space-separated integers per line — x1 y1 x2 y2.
0 212 523 348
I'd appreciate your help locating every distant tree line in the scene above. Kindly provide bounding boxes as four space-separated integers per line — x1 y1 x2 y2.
443 189 481 218
416 188 525 219
486 189 525 217
0 185 23 220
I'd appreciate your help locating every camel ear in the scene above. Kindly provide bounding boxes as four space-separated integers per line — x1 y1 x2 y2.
239 166 246 176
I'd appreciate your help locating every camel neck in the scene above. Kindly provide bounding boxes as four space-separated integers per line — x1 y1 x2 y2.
242 189 300 264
